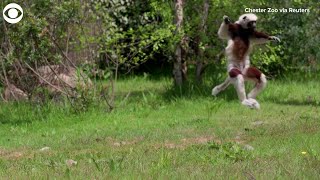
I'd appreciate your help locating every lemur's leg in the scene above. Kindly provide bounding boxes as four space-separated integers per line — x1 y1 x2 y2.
229 68 260 109
229 68 246 101
243 67 267 99
212 77 231 96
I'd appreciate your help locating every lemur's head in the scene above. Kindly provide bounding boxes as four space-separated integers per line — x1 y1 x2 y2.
236 13 258 29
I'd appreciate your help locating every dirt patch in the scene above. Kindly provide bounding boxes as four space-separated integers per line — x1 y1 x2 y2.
104 136 145 147
104 134 250 150
0 148 25 160
155 136 219 150
100 135 219 150
181 136 216 145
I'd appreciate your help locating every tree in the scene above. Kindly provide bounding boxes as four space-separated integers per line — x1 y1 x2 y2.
173 0 185 86
195 0 209 83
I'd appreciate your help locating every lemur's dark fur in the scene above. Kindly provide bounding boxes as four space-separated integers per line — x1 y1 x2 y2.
227 21 270 62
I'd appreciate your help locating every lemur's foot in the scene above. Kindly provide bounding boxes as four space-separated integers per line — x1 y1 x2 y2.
248 98 260 109
241 98 260 109
212 86 220 96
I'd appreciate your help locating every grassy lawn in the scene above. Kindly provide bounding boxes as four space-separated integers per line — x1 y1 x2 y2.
0 76 320 179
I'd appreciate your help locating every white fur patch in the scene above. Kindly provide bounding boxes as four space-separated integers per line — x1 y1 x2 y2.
212 86 220 96
235 13 258 28
242 98 260 109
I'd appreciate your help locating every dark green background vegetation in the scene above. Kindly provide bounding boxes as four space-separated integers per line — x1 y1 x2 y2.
1 0 319 84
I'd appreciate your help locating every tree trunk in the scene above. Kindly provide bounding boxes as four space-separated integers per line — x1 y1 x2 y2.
196 61 204 83
195 0 209 83
173 0 184 86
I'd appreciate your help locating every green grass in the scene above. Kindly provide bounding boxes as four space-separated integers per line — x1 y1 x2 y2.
0 75 320 179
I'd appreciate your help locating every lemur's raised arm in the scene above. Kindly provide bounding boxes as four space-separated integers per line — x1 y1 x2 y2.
217 15 232 40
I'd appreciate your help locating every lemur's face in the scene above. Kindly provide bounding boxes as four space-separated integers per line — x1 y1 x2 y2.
241 16 256 29
237 13 258 29
247 20 256 29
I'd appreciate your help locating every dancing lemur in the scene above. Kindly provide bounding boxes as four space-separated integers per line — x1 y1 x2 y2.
212 13 280 109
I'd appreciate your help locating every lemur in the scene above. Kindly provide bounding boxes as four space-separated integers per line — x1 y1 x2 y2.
212 13 280 109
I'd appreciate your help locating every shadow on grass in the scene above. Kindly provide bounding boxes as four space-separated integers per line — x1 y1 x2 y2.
264 96 320 106
115 64 242 102
160 80 238 102
157 65 245 102
0 102 55 125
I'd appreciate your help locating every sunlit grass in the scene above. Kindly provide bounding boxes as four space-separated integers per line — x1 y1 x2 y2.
0 76 319 178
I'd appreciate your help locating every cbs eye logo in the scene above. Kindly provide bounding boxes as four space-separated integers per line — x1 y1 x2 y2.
2 3 23 24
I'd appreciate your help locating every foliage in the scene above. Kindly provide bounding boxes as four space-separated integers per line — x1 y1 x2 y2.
90 0 177 72
0 0 83 66
199 0 319 76
0 0 86 99
208 141 251 162
0 0 319 102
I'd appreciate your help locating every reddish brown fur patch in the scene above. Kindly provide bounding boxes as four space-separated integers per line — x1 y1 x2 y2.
232 38 249 61
245 67 261 80
229 68 242 78
228 23 250 62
